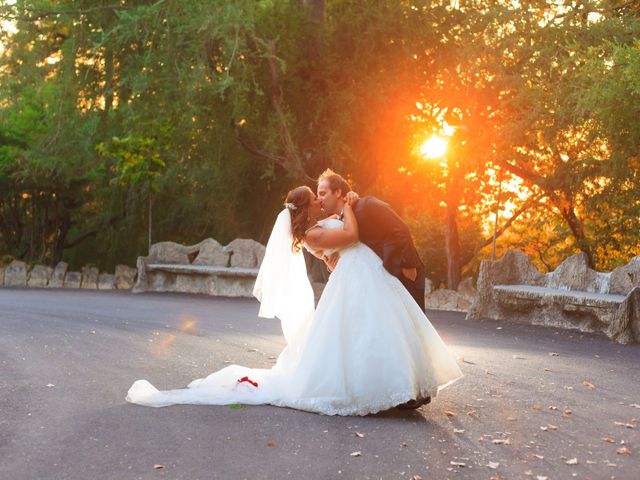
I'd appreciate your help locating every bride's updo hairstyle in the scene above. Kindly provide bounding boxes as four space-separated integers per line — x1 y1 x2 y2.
285 186 314 253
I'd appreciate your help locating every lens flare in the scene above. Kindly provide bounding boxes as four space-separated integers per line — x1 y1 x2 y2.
419 135 448 159
152 334 176 356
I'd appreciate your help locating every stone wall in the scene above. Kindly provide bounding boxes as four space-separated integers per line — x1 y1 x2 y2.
0 259 137 290
424 277 477 312
467 250 640 343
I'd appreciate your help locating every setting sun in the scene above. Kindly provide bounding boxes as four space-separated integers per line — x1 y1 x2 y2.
419 134 448 159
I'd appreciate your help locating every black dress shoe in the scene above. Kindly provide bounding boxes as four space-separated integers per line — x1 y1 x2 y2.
397 396 431 410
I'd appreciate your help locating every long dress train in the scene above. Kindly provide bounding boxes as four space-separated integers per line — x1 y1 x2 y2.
127 219 462 415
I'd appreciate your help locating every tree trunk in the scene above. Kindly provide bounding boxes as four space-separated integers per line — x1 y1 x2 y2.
445 201 462 290
99 44 114 133
148 193 153 252
557 200 594 267
52 212 72 265
302 0 324 54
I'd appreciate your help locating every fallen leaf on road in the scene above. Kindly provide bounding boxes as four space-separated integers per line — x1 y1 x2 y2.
450 461 466 467
411 476 422 480
543 368 551 372
400 442 407 447
548 352 559 356
532 405 542 411
565 458 578 465
487 461 500 469
355 432 364 438
266 440 276 447
532 454 544 460
547 424 558 430
614 421 635 429
467 410 477 417
562 409 572 417
616 447 631 456
540 426 548 431
492 438 511 445
582 380 595 389
548 406 558 410
630 403 640 409
443 410 455 417
602 437 615 443
453 429 465 434
153 464 164 469
350 451 362 457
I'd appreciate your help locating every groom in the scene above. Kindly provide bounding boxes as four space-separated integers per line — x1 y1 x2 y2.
316 169 426 312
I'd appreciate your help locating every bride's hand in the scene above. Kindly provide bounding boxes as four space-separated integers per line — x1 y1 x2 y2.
344 191 359 207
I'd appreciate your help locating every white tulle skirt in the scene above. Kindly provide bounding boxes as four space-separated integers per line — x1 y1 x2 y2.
127 243 463 415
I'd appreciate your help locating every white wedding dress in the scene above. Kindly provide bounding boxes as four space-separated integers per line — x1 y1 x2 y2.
127 218 462 415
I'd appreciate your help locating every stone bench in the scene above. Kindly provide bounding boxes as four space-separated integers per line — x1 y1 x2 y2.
467 250 640 344
132 238 265 298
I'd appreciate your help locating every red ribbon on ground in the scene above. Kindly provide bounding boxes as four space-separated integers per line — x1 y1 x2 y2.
237 376 258 388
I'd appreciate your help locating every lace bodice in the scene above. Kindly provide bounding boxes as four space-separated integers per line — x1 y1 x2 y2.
304 218 344 256
318 217 344 230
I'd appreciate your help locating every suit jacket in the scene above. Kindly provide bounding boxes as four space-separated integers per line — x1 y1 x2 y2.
353 196 425 292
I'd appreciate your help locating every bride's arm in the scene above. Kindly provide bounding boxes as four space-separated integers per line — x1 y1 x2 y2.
305 202 358 251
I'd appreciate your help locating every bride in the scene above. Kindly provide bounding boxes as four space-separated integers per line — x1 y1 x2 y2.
127 186 462 415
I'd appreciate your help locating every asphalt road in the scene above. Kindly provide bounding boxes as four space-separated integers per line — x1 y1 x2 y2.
0 288 638 480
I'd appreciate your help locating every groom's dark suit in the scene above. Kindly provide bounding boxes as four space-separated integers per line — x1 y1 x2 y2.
352 196 426 311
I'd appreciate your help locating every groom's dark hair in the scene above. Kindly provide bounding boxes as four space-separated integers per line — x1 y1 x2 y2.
318 168 352 195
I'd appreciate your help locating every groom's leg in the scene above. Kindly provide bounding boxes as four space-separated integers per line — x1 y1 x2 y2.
396 267 426 312
409 285 426 312
398 276 426 312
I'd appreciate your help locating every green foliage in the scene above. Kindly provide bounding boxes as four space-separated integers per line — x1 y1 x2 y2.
0 0 638 275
